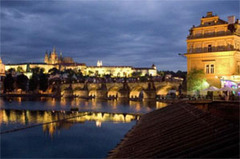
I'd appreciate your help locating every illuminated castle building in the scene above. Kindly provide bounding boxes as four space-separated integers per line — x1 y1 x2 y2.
4 47 157 77
44 47 75 65
185 12 240 88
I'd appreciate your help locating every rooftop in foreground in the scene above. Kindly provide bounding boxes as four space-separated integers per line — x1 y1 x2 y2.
108 102 239 158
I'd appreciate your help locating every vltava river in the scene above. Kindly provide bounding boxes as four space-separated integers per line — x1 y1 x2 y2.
0 97 168 158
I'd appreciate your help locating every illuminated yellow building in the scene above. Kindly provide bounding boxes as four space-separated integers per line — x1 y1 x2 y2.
185 12 240 88
4 47 157 77
0 57 5 92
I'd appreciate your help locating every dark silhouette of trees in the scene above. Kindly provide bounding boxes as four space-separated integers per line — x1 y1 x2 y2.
29 67 48 92
48 68 60 75
3 73 15 93
39 73 48 92
16 73 29 91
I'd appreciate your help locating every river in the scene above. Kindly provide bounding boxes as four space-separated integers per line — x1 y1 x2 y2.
0 97 168 158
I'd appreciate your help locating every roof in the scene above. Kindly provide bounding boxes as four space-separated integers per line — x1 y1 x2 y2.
87 66 133 68
134 67 155 70
108 102 239 158
6 63 49 65
196 18 228 28
60 63 86 66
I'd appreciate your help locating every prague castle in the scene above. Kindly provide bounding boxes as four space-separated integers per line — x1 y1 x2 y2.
185 12 240 89
4 47 157 77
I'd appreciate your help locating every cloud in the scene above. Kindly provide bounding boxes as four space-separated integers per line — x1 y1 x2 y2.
0 0 239 71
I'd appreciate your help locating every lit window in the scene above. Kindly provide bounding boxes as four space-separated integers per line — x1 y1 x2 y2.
210 64 214 74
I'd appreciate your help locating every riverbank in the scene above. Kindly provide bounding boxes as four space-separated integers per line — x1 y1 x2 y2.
108 102 239 158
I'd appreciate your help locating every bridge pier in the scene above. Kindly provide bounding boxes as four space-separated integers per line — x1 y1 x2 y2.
143 81 156 99
118 82 130 99
63 84 74 98
96 83 107 99
74 83 89 98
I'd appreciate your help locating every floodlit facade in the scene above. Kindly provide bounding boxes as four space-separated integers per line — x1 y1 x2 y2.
185 12 240 88
4 47 157 77
0 57 5 92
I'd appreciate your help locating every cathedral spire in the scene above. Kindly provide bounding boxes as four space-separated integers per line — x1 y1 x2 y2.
44 51 49 64
53 46 56 53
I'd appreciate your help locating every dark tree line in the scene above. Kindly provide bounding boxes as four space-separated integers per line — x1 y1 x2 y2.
3 67 49 93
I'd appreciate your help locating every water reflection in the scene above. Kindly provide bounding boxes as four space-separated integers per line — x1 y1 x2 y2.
0 97 169 113
0 98 169 158
0 109 140 136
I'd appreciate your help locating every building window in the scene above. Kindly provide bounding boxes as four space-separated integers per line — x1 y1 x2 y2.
206 64 210 74
206 64 214 74
210 64 214 74
208 45 212 52
237 62 240 74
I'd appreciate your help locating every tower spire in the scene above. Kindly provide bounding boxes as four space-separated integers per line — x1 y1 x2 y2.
53 46 56 53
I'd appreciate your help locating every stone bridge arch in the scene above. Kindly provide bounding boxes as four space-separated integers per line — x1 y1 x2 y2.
156 82 181 95
60 81 182 99
107 86 122 98
129 86 145 99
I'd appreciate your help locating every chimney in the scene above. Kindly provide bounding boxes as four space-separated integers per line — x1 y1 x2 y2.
228 16 235 24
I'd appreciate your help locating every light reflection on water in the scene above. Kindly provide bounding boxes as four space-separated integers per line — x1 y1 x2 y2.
0 97 168 113
0 97 168 158
0 109 140 135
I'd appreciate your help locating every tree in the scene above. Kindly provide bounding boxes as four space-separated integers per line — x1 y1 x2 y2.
29 74 39 91
157 71 164 76
76 69 83 79
187 68 209 92
17 66 24 73
48 68 60 75
29 67 45 92
132 72 142 78
3 73 15 93
88 70 94 76
7 68 16 74
39 73 48 92
16 74 29 91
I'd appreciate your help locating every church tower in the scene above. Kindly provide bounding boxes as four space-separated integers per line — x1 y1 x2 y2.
50 47 58 64
44 51 49 64
97 60 103 67
185 12 240 88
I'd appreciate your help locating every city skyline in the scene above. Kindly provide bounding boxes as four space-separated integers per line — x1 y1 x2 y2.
1 0 239 71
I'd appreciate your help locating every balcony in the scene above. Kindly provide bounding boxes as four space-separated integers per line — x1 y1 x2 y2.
187 31 239 39
187 45 239 54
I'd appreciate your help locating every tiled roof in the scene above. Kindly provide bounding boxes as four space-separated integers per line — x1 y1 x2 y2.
108 102 239 158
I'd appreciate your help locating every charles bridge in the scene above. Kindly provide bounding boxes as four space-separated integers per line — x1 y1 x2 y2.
59 81 182 99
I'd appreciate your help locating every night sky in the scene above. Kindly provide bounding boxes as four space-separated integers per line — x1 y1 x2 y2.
1 0 239 71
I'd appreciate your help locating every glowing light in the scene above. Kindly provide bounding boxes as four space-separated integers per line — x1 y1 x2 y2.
96 121 101 127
